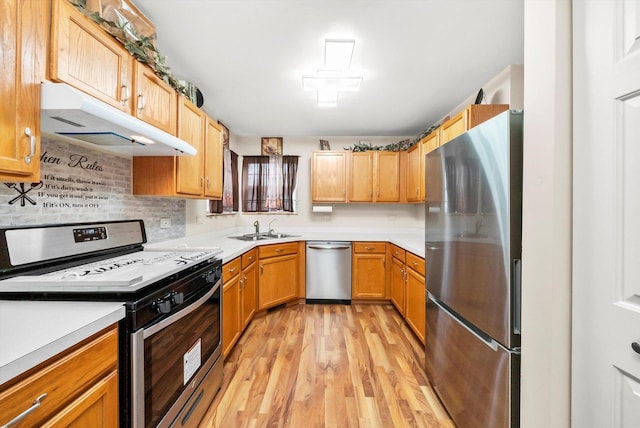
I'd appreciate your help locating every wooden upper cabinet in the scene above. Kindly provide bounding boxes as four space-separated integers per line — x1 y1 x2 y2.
176 97 205 196
348 151 400 203
311 151 347 202
420 128 440 156
133 62 177 135
204 118 223 199
440 104 509 145
406 144 421 202
132 101 223 199
375 151 400 202
349 152 373 202
406 128 441 203
0 0 48 182
50 0 133 112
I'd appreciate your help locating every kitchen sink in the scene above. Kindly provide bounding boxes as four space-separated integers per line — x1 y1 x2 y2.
229 232 299 241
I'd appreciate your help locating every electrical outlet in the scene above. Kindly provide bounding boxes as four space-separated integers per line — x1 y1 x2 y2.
160 218 171 229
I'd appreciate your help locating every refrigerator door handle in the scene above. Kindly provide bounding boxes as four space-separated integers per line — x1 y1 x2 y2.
513 259 522 335
428 293 499 351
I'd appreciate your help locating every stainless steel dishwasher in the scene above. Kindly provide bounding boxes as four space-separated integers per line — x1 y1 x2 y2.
306 241 352 304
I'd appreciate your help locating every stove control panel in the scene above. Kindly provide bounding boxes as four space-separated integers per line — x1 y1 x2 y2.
73 226 107 243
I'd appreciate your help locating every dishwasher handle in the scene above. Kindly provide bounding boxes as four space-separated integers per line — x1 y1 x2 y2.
307 244 351 250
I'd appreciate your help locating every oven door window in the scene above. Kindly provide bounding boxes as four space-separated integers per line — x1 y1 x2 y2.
143 287 220 427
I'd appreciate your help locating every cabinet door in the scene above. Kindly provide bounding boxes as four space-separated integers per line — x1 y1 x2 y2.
133 62 177 135
419 130 440 201
222 275 241 358
259 254 298 310
311 151 347 202
204 118 223 199
390 257 405 315
420 129 440 156
42 370 118 427
352 253 386 299
375 151 400 202
440 108 468 144
349 152 373 202
241 262 257 328
50 0 133 112
406 267 426 344
0 0 47 182
406 144 421 202
176 97 204 196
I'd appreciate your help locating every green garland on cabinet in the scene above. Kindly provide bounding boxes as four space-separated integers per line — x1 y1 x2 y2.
343 122 440 152
69 1 189 98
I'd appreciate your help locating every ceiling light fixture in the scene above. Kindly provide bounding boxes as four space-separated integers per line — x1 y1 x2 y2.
324 39 355 71
303 38 363 107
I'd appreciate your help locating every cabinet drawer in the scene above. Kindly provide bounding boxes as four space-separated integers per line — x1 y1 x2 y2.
353 242 386 254
406 252 425 277
259 242 298 259
223 257 241 281
0 325 118 427
242 248 258 268
390 244 406 262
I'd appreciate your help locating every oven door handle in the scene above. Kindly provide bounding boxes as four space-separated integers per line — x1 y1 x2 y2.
143 278 221 339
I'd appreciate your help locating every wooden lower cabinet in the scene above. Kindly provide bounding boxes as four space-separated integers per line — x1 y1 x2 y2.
405 253 426 344
0 324 119 427
240 249 258 328
352 242 387 299
258 243 299 310
222 258 242 358
390 245 406 315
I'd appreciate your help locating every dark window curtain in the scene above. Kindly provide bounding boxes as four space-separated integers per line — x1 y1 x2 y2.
209 150 238 213
242 156 270 212
242 155 299 212
282 156 299 212
231 151 239 211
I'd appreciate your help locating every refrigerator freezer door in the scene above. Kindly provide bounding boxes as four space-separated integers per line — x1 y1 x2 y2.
425 110 523 349
426 295 520 428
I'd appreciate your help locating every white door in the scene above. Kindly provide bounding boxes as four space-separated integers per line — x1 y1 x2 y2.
573 1 640 426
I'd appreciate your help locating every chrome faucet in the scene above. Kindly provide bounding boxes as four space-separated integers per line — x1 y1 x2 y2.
268 218 277 235
253 220 260 235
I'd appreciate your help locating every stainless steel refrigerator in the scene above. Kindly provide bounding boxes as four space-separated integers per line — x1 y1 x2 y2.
424 110 522 428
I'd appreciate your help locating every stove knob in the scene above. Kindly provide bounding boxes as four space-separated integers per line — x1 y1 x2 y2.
154 299 171 314
172 292 184 305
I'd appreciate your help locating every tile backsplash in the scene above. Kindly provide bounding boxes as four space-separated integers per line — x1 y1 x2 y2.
0 137 185 243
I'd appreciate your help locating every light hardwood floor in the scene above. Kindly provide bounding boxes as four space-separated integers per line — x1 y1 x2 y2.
201 303 454 427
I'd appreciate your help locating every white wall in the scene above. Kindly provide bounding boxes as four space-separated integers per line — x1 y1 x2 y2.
521 1 572 427
442 63 524 123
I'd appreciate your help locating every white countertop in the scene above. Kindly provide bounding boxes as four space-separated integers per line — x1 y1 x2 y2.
0 300 125 385
146 230 426 263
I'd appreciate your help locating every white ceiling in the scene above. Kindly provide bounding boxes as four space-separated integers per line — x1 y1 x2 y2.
134 0 524 137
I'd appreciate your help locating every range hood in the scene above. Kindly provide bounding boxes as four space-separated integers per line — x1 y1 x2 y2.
40 82 196 157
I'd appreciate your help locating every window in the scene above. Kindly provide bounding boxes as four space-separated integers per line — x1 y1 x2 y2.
242 155 299 212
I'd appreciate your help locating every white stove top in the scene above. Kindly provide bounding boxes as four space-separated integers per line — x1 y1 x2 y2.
0 250 221 293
